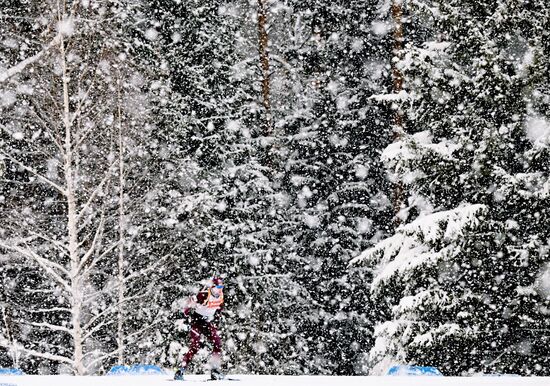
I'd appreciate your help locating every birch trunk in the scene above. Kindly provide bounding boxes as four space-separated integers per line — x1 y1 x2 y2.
60 33 85 376
116 77 126 365
1 306 19 368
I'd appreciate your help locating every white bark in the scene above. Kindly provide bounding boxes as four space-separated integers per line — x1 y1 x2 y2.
116 75 126 365
1 306 20 368
59 31 85 376
1 3 153 375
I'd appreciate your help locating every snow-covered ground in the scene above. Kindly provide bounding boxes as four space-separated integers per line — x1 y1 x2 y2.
0 374 549 386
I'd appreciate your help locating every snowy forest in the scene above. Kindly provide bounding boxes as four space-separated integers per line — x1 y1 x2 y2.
0 0 549 378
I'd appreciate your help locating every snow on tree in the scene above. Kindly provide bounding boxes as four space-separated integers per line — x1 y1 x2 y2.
353 0 550 376
2 0 548 378
135 0 290 374
0 0 164 375
351 204 488 373
264 0 394 374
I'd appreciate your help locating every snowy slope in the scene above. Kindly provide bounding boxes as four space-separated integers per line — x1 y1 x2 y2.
0 374 549 386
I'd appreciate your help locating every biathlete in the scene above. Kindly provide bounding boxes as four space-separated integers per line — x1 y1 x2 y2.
174 276 225 381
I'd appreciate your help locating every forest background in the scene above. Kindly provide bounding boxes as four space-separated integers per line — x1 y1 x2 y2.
0 0 549 378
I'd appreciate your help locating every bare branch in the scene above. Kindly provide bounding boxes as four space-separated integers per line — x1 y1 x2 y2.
71 71 99 129
28 231 68 255
1 345 73 365
23 243 71 278
79 240 120 282
82 319 115 341
82 283 159 333
76 162 117 223
82 263 170 333
0 242 71 292
83 349 118 371
0 149 66 195
0 34 62 83
82 305 115 331
25 98 65 153
27 307 72 314
122 248 174 283
84 318 162 371
124 318 162 341
77 216 105 274
26 321 72 334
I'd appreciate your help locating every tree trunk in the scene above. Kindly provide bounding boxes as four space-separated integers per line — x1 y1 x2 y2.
391 1 404 122
257 0 272 134
60 34 85 376
1 306 19 368
116 76 126 365
391 0 405 225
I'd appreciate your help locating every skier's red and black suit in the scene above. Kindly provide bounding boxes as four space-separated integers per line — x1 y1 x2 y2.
181 288 223 367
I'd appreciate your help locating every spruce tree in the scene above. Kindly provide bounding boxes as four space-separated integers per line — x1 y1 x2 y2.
353 0 550 376
271 0 394 374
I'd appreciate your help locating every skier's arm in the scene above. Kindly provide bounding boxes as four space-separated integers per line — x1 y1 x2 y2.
184 290 209 315
196 290 208 305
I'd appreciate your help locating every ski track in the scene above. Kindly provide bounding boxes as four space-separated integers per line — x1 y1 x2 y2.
1 375 550 386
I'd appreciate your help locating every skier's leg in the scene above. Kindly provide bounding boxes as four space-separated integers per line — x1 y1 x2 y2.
207 323 223 379
181 324 202 367
207 322 222 358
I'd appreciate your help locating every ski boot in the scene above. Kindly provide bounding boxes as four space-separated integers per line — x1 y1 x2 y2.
174 367 185 381
210 368 224 380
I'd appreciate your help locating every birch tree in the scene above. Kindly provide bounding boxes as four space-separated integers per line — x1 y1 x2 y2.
0 0 163 374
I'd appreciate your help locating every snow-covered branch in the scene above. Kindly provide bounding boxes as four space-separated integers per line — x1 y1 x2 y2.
351 204 488 292
81 288 157 334
28 231 68 255
77 216 105 274
82 319 115 341
121 248 174 283
0 242 71 292
369 89 410 102
26 321 72 334
76 163 117 223
23 244 71 279
124 318 162 341
0 34 62 83
80 239 120 277
82 306 115 332
13 346 73 365
27 307 72 314
0 149 66 196
83 348 118 371
70 73 99 129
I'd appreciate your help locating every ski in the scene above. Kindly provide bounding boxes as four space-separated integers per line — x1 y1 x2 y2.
169 376 240 382
206 377 240 382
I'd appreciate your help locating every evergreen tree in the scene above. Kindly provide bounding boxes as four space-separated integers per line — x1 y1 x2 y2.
136 0 289 374
268 0 394 374
353 0 550 376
